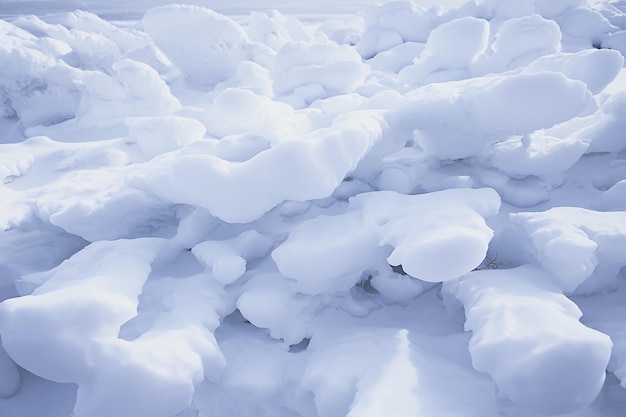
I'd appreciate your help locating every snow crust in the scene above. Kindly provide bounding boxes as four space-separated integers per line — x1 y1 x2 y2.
2 0 626 416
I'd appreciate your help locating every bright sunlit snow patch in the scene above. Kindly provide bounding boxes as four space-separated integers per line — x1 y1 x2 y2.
1 0 626 416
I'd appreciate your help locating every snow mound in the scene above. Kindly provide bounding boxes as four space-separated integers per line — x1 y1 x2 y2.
1 1 626 416
132 111 384 223
142 5 260 89
391 71 591 160
510 208 626 293
443 265 612 415
0 239 226 417
273 188 500 294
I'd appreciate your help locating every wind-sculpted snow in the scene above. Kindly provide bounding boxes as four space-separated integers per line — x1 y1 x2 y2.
390 71 592 160
510 208 626 294
131 110 384 223
0 239 226 417
1 1 626 416
443 266 612 415
273 188 500 294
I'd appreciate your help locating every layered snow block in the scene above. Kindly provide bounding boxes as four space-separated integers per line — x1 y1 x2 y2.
272 188 500 294
510 208 626 293
390 71 591 160
132 111 384 223
0 239 225 417
143 5 255 89
443 266 612 415
273 42 368 105
358 1 434 59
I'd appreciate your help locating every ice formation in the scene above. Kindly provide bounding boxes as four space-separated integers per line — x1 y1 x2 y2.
1 0 626 416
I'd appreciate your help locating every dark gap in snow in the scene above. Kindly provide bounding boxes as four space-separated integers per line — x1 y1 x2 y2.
391 264 408 275
288 337 310 353
358 274 379 294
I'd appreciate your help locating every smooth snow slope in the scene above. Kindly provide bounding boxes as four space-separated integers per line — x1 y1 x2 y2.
1 0 626 416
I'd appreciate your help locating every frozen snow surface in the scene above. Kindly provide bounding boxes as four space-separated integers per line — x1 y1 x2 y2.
2 0 626 416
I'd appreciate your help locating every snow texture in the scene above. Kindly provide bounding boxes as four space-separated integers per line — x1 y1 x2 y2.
2 0 626 416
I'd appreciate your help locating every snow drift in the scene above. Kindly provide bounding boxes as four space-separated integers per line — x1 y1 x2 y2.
2 0 626 416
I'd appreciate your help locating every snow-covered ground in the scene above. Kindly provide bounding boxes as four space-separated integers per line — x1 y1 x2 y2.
1 0 626 416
